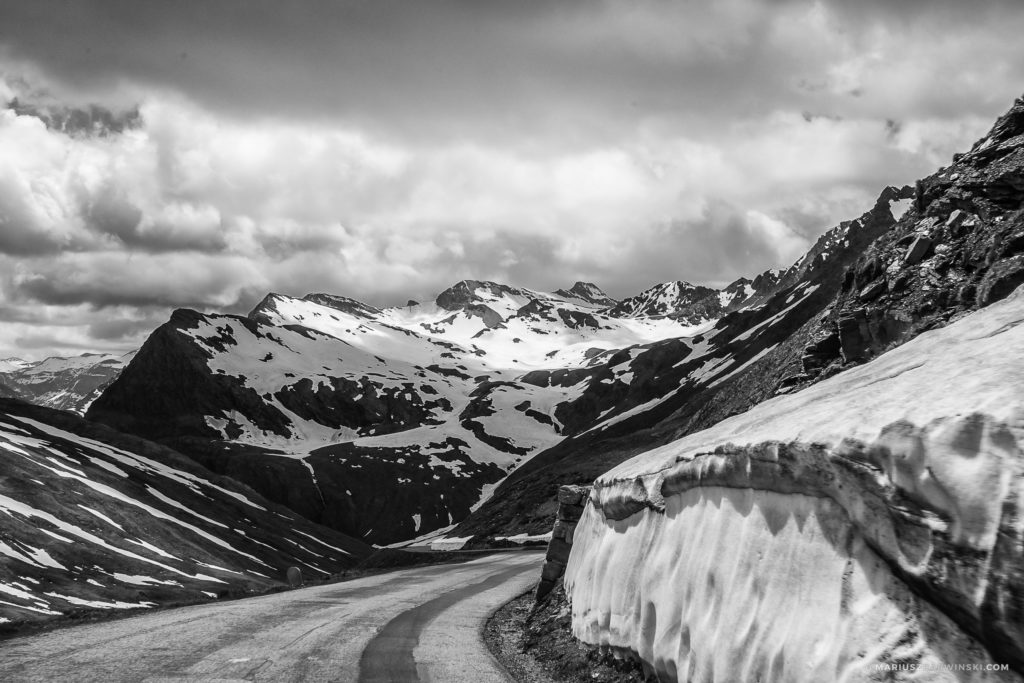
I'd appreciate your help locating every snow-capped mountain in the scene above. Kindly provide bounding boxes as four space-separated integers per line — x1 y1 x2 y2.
603 272 782 323
87 280 714 544
0 352 135 415
605 281 719 320
86 270 784 544
0 399 369 628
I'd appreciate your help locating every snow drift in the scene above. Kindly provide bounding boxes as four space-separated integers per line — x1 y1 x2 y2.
564 284 1024 681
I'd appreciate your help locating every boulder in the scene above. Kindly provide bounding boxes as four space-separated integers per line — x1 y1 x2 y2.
858 279 886 302
837 309 871 363
540 560 565 583
904 236 934 266
557 485 588 506
977 255 1024 307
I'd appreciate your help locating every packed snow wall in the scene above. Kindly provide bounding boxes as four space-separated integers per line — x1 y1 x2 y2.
564 287 1024 682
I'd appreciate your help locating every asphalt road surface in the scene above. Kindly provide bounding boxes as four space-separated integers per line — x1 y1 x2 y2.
0 551 544 682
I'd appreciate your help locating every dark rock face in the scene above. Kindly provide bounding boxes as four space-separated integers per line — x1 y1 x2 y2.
464 303 504 329
554 282 617 307
435 280 520 311
978 254 1024 306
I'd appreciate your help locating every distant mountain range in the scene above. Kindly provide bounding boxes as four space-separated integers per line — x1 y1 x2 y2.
0 352 135 415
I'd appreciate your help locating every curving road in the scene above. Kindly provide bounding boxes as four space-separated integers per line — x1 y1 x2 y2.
0 551 543 682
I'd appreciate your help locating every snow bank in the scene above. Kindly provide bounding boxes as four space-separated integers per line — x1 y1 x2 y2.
565 285 1024 680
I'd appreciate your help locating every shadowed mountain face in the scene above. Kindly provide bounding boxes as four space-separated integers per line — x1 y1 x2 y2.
0 399 370 628
86 274 780 544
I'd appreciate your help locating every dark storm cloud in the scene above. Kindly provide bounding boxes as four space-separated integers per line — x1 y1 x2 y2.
15 253 263 310
86 316 163 341
4 0 1019 142
87 188 229 254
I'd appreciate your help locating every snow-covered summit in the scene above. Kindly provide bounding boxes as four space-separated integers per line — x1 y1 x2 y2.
0 357 30 373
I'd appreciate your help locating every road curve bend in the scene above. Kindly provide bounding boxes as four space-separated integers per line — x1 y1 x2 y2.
0 550 543 682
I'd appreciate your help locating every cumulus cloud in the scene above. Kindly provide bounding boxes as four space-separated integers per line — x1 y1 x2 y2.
0 0 1022 358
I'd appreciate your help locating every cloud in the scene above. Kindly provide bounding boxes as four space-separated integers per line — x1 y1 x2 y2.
0 1 1023 357
15 252 266 309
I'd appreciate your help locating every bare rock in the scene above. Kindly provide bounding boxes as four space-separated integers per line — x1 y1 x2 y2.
904 236 934 266
977 255 1024 307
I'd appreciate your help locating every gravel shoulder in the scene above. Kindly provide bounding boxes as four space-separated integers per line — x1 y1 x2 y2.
485 584 649 683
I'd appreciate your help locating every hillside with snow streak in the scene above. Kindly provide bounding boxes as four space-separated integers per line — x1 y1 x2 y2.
564 284 1024 680
0 400 369 628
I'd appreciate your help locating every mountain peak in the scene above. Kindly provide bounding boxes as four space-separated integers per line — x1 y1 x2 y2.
605 280 716 320
435 280 519 311
555 281 616 306
302 293 381 319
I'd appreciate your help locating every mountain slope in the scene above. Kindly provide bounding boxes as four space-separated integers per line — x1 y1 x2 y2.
0 399 369 628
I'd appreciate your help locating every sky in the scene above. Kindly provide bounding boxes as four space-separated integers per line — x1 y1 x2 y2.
0 0 1023 360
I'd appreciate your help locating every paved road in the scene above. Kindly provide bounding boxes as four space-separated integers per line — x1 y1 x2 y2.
0 551 543 682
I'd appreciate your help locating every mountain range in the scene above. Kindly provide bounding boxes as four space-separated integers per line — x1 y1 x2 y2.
3 94 1024 657
85 273 782 544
